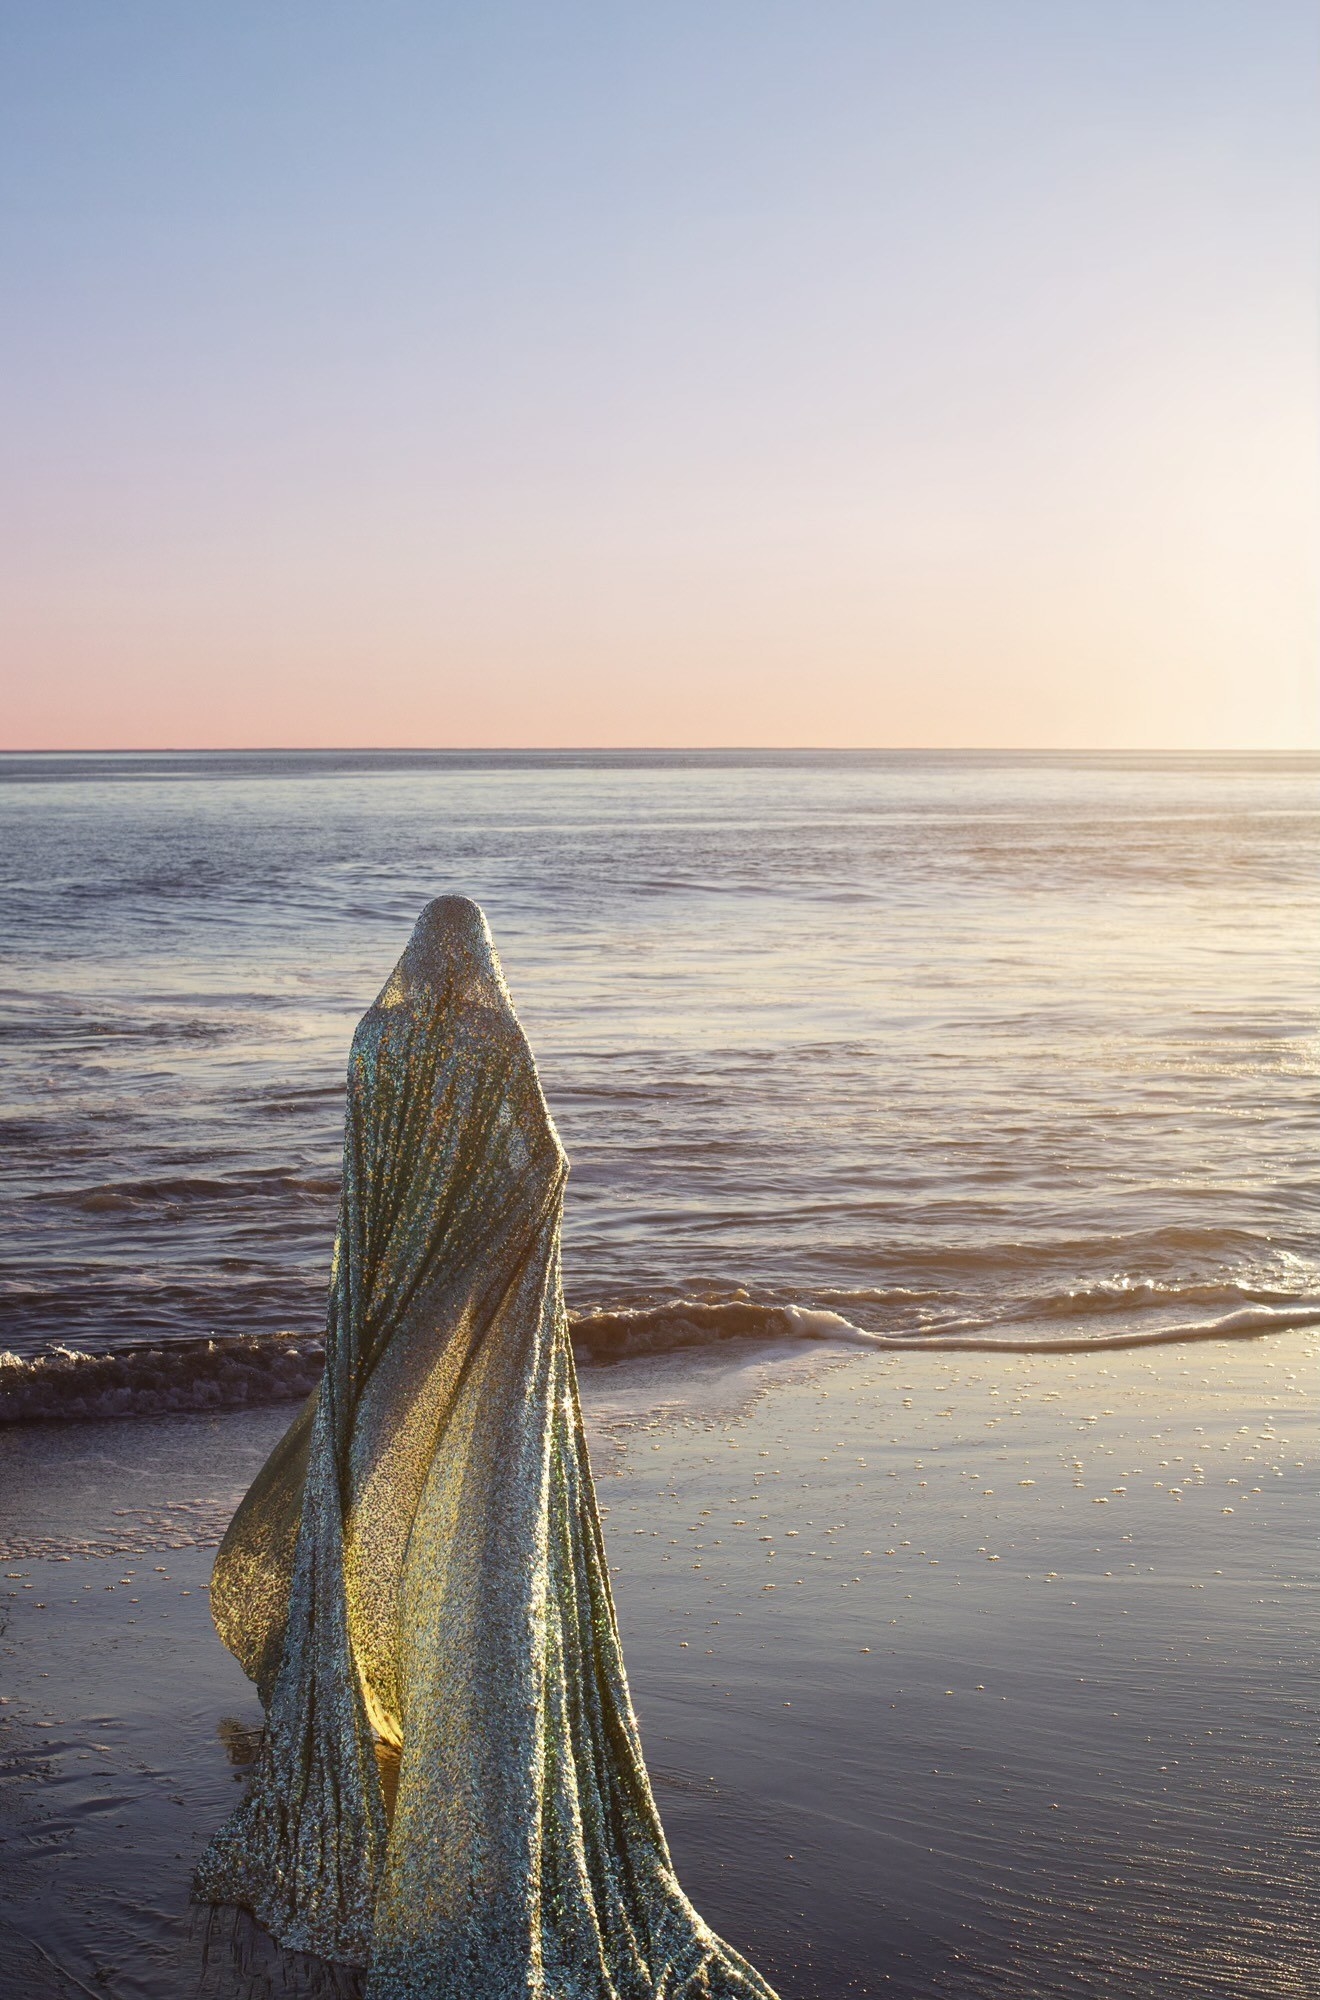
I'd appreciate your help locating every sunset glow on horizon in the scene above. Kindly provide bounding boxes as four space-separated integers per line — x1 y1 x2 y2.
2 3 1316 751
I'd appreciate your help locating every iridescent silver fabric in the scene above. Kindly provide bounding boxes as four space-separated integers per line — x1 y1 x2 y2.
194 897 779 1999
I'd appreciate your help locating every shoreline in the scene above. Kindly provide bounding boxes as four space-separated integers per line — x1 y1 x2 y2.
6 1293 1320 1430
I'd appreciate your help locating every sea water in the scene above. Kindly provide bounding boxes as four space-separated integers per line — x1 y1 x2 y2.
1 749 1317 1409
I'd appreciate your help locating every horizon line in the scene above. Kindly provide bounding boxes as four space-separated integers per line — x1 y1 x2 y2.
2 744 1316 758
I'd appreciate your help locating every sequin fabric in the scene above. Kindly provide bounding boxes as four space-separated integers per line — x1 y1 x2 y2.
194 898 780 1999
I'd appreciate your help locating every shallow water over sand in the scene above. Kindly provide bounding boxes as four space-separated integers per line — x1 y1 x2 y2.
0 1337 1315 1999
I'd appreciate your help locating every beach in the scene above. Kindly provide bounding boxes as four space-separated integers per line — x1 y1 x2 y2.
1 748 1316 1997
2 1329 1315 1999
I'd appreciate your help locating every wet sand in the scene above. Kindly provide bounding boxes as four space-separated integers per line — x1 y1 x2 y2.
1 1333 1315 1999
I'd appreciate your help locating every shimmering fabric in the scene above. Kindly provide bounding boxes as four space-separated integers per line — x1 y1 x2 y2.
195 898 779 2000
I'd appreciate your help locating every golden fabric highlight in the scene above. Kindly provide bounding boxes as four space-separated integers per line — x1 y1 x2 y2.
194 897 778 1999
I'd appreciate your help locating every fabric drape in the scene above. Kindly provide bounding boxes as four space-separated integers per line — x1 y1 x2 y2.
194 897 778 2000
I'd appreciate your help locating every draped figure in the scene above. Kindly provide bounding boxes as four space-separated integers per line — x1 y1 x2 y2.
194 897 778 2000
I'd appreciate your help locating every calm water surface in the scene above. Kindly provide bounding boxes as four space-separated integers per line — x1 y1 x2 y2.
1 750 1316 1363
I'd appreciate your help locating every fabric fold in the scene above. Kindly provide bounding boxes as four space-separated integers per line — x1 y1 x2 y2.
195 896 778 1999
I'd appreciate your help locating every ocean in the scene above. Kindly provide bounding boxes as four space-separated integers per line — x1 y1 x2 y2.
1 749 1316 1412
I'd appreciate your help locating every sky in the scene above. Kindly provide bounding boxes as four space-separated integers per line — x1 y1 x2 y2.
1 2 1316 750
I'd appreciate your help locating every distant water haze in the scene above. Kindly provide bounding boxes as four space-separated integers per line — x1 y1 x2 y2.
1 750 1315 1417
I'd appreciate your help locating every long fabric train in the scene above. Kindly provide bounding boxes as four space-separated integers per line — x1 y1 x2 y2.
194 898 778 2000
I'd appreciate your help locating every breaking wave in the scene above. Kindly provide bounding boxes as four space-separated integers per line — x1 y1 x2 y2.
572 1296 1320 1360
3 1289 1319 1425
0 1335 327 1425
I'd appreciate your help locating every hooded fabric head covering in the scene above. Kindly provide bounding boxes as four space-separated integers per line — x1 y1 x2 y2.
195 900 778 2000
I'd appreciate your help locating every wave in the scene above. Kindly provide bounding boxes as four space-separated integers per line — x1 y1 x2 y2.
0 1336 326 1425
838 1303 1320 1353
4 1291 1320 1425
573 1297 1320 1360
49 1168 341 1213
1007 1275 1314 1319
